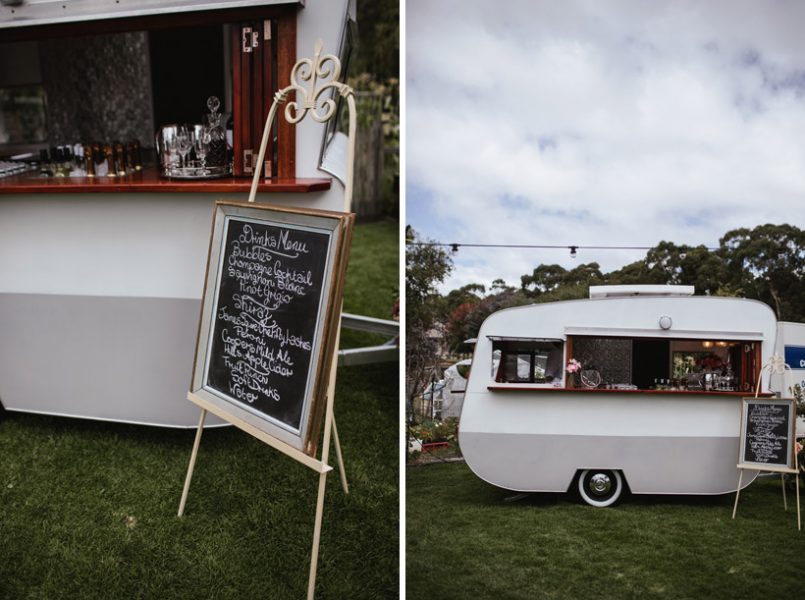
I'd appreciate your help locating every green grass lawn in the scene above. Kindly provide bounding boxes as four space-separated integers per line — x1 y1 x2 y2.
407 462 805 600
0 219 399 600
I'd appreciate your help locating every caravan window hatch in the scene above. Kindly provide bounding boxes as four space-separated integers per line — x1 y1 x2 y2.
491 337 564 384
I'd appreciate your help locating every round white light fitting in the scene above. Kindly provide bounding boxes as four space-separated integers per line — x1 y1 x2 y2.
659 315 673 330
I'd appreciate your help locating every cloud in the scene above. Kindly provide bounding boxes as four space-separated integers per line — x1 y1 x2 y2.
406 0 805 292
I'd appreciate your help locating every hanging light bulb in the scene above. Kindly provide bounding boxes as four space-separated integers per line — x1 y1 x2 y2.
569 245 578 259
450 243 459 254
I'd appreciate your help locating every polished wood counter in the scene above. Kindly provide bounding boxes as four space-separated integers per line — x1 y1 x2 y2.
0 166 331 194
487 385 773 397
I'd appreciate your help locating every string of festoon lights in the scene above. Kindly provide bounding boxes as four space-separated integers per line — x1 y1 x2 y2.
406 241 721 258
410 242 675 259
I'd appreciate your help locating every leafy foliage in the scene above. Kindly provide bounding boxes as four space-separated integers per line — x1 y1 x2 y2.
719 224 805 320
408 417 459 445
353 0 399 81
406 228 453 419
521 262 604 297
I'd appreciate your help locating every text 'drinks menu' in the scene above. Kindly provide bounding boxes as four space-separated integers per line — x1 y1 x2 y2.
742 401 792 468
205 217 330 432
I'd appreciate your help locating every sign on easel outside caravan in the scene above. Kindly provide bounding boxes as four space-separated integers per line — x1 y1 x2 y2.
190 200 353 457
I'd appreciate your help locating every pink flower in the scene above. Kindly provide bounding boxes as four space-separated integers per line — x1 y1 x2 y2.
566 358 582 373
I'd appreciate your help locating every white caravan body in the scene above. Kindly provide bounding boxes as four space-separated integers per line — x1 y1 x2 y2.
460 287 779 499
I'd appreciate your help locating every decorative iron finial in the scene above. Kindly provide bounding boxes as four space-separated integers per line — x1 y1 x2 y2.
275 38 352 124
767 354 787 375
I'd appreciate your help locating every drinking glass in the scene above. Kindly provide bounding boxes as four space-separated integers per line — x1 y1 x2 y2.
193 127 211 174
165 136 178 173
176 126 192 169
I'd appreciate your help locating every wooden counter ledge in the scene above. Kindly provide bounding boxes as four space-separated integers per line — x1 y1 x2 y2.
0 166 331 194
487 385 773 397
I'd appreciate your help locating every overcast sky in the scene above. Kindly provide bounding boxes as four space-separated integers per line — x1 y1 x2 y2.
405 0 805 293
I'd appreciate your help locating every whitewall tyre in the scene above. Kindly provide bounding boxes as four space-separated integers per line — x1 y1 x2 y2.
577 469 623 507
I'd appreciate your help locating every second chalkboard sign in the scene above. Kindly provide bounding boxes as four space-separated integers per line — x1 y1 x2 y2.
738 397 797 473
190 201 353 456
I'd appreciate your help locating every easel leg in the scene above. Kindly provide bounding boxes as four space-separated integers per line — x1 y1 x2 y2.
307 308 349 597
332 417 349 494
782 473 788 511
307 469 328 600
796 473 801 531
178 409 207 517
325 316 348 495
308 351 338 598
732 469 744 520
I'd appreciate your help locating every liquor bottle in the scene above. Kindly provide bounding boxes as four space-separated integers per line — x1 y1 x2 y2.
62 146 75 176
205 96 227 168
127 140 142 171
92 143 106 177
114 142 127 176
83 144 95 177
69 144 85 177
103 144 116 177
39 148 53 177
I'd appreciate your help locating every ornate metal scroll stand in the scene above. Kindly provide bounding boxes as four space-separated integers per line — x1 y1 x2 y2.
250 41 357 598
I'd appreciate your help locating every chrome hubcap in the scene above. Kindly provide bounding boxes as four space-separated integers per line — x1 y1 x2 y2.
589 473 612 496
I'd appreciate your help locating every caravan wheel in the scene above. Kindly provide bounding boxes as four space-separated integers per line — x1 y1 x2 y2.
578 470 623 507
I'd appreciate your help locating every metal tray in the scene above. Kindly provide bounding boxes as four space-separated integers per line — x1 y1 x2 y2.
162 164 231 179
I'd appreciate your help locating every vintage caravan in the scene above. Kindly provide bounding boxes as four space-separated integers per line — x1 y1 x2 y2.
0 0 366 427
459 285 784 506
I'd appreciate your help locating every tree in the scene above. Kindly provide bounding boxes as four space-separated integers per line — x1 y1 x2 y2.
440 283 487 350
457 287 531 338
521 262 603 299
406 228 453 422
719 224 805 321
521 264 568 297
491 278 514 294
355 0 399 81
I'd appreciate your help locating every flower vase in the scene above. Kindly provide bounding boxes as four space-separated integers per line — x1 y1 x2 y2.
567 373 576 388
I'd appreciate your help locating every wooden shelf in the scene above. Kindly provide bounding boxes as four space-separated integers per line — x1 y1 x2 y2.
0 166 331 195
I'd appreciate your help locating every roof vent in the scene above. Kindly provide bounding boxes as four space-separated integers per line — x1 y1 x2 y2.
589 285 695 299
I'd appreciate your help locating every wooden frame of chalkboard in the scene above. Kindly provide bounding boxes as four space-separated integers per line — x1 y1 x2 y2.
737 397 797 474
189 200 354 458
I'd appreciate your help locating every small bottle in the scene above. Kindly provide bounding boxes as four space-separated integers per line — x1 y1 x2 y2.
93 143 106 176
69 145 84 176
103 144 116 177
39 148 53 177
83 144 95 177
114 142 127 176
127 140 142 171
62 146 75 176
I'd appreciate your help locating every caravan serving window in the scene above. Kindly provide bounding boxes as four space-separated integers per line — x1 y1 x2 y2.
569 335 761 392
490 338 564 384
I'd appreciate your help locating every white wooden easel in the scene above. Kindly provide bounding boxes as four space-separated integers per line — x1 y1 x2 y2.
178 41 359 599
732 355 801 531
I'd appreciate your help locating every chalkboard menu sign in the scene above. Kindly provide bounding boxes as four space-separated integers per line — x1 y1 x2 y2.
191 201 353 456
738 397 797 473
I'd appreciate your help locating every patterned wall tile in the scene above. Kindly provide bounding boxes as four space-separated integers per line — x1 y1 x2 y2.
40 32 154 146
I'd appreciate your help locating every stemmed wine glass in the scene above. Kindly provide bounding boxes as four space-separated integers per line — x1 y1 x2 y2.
165 135 179 174
193 127 211 174
176 126 192 169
